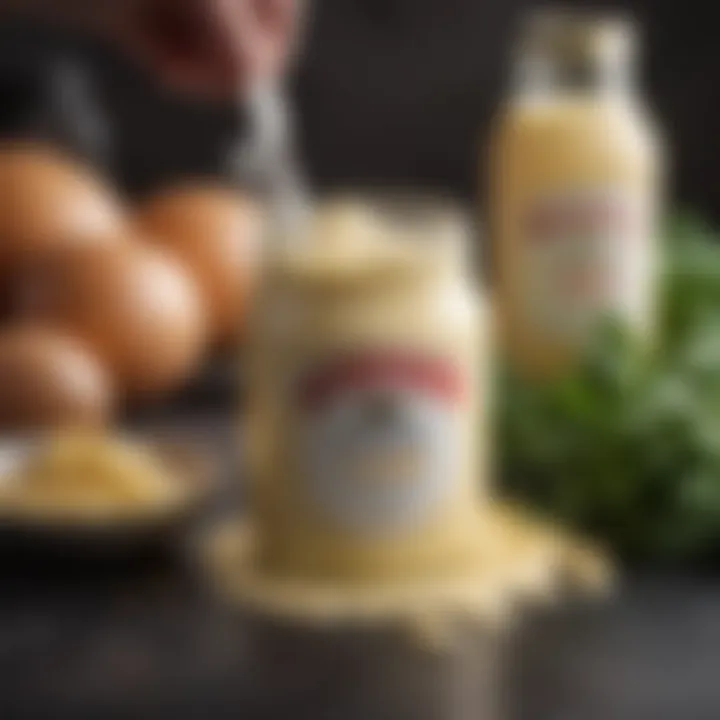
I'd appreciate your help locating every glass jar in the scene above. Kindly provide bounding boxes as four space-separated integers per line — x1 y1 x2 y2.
246 195 489 582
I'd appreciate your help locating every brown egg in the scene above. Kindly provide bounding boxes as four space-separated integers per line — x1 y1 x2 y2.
136 184 263 346
0 327 115 431
12 242 209 397
0 143 125 275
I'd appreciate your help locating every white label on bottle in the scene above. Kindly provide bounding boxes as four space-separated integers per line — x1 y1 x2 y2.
521 186 652 344
293 352 464 534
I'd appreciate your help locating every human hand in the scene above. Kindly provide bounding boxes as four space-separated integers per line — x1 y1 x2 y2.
12 0 303 99
116 0 303 98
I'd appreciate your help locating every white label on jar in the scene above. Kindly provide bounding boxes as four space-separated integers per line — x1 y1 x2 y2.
521 186 652 344
293 352 464 534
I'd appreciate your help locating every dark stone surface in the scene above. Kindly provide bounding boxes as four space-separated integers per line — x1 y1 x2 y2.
0 554 719 720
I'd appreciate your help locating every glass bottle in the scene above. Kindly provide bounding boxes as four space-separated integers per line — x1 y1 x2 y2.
489 10 664 375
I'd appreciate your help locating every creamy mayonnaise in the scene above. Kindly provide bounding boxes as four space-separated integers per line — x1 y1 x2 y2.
246 197 489 582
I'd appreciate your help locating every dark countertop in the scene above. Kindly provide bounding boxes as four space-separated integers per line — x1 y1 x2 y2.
1 557 719 720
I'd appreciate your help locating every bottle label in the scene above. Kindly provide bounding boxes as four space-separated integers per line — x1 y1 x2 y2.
293 351 465 534
521 186 652 343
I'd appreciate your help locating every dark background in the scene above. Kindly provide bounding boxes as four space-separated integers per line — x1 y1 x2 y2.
0 0 718 219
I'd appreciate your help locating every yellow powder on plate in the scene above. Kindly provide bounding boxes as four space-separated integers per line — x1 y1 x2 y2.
0 431 186 523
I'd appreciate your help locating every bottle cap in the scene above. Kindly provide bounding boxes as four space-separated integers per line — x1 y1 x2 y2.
520 9 637 68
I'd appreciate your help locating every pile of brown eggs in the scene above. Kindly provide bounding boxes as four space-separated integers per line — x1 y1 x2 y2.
0 141 264 431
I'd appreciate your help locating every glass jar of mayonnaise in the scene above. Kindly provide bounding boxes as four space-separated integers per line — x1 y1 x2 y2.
246 196 488 583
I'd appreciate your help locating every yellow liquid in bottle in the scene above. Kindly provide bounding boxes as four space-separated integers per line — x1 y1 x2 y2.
489 15 664 375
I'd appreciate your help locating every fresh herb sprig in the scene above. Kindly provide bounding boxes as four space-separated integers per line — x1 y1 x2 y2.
499 213 720 561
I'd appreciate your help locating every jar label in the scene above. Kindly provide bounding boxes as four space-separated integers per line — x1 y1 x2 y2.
521 186 652 344
293 351 465 534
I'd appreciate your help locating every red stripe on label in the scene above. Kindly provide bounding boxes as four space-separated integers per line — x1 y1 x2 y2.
299 352 465 410
527 196 633 241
